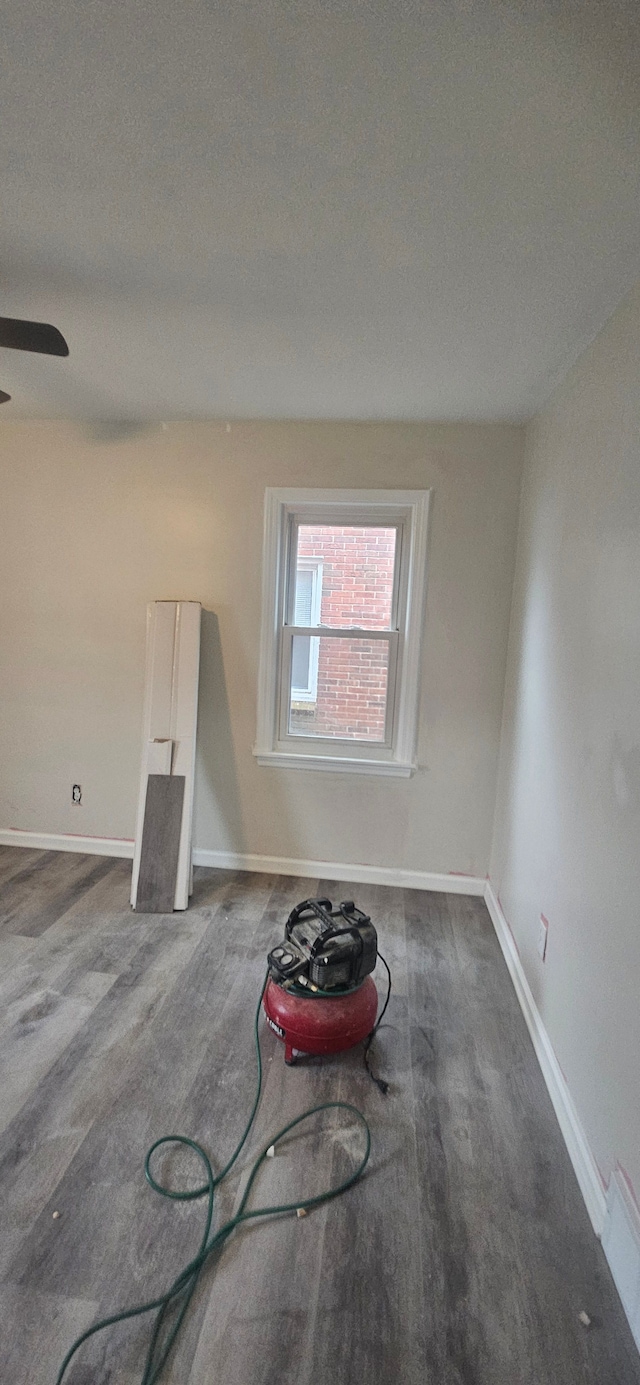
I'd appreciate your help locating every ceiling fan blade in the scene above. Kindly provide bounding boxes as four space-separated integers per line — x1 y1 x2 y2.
0 317 69 356
0 389 11 403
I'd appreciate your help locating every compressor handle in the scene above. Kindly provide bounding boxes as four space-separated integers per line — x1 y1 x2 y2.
285 898 334 938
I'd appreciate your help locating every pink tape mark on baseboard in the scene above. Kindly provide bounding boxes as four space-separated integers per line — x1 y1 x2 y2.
617 1163 640 1214
596 1160 609 1191
7 828 135 843
68 833 134 842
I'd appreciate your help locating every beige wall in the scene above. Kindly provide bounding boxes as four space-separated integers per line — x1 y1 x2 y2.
0 420 523 876
491 284 640 1197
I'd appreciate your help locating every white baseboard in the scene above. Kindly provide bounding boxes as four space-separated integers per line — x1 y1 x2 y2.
0 828 486 896
0 828 135 858
192 847 486 894
486 877 640 1364
602 1170 640 1351
484 880 607 1236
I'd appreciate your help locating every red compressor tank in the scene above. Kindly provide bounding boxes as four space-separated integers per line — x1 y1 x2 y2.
263 976 379 1064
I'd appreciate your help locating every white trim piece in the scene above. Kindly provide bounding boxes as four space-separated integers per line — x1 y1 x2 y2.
254 487 431 774
130 601 202 910
395 489 431 768
147 739 173 774
0 829 485 894
0 829 135 858
191 847 485 894
265 488 432 508
602 1170 640 1351
170 601 202 908
484 880 607 1235
255 488 284 765
254 751 414 776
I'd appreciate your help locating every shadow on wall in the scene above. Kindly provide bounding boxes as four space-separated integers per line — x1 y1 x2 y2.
194 609 245 856
194 609 309 869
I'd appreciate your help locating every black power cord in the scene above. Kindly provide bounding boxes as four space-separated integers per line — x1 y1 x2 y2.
363 951 392 1094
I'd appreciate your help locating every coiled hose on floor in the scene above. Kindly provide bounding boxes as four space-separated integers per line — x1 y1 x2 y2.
55 966 387 1384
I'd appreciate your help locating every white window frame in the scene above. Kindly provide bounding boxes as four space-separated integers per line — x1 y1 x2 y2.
254 488 431 777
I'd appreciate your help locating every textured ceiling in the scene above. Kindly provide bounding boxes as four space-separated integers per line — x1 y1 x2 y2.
1 0 639 421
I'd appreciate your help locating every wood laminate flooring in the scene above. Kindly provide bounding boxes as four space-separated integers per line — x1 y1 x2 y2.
0 845 638 1385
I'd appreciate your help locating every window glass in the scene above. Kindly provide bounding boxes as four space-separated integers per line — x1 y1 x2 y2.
294 526 396 630
291 634 312 693
288 635 390 741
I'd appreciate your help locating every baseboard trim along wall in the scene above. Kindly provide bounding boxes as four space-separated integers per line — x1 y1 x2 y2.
0 828 486 895
0 828 136 858
602 1170 640 1352
191 847 486 894
485 881 640 1354
484 881 607 1236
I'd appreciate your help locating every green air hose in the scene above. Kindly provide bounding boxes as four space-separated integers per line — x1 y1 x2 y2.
55 972 374 1385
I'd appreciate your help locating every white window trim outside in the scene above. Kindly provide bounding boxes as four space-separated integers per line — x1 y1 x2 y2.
290 560 322 702
254 488 431 776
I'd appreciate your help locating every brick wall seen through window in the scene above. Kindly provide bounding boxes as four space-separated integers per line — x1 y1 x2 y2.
290 525 396 740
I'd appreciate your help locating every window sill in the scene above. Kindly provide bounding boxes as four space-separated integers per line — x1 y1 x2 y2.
253 750 415 777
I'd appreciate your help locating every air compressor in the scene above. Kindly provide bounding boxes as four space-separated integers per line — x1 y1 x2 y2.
263 897 386 1068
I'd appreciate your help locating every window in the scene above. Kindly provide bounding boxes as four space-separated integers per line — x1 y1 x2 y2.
255 489 431 775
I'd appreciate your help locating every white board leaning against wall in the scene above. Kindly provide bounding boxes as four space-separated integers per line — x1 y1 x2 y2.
130 601 201 912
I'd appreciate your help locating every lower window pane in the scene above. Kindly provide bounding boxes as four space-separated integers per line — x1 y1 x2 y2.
289 636 390 741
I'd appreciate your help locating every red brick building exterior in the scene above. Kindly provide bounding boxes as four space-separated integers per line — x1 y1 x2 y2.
291 525 395 741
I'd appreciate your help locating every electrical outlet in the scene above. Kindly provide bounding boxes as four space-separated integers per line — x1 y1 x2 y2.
538 913 549 962
72 784 82 805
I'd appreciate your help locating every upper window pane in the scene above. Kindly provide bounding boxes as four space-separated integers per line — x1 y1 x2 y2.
294 525 396 630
